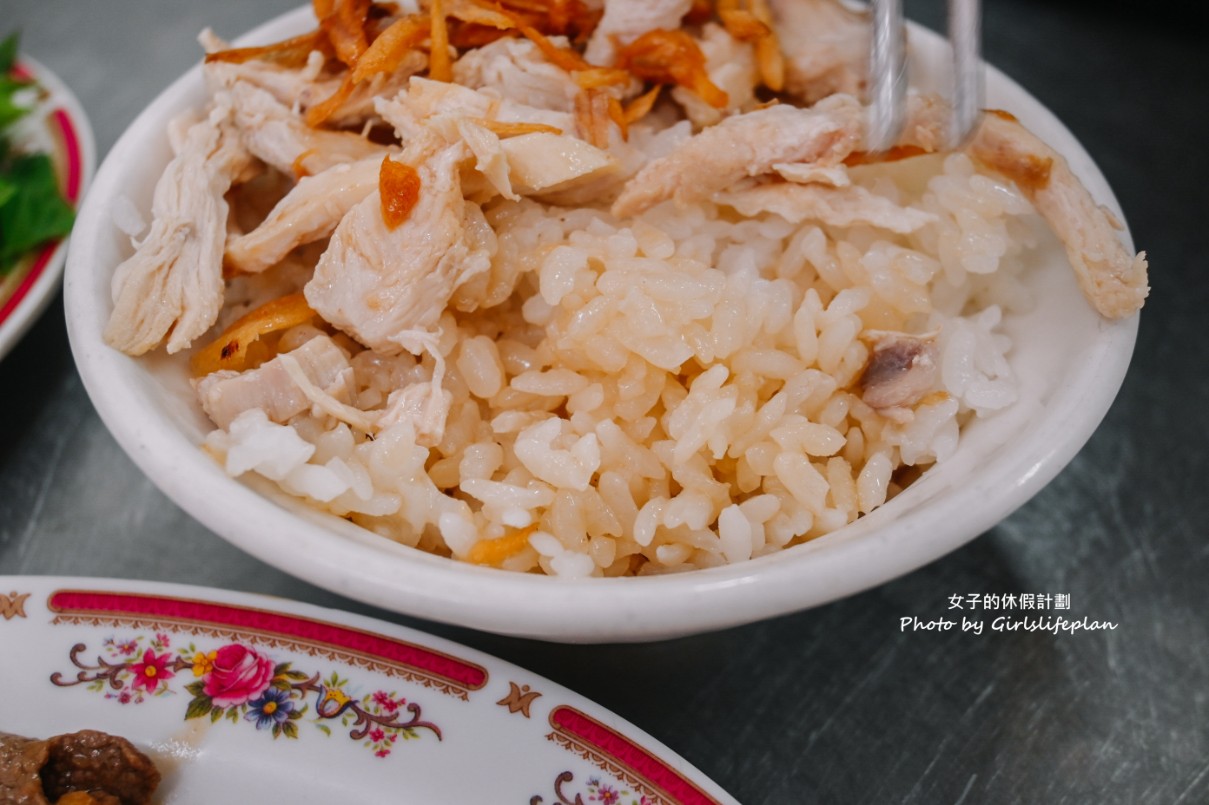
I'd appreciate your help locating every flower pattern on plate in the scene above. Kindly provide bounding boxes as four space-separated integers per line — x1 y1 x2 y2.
532 771 657 805
52 633 441 755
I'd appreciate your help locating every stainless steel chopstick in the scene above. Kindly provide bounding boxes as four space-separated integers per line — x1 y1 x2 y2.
867 0 907 152
867 0 984 151
947 0 983 147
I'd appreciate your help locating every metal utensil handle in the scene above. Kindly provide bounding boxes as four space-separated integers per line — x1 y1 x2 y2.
867 0 907 152
948 0 983 147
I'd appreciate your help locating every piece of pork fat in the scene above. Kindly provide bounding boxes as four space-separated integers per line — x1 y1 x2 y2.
104 103 252 356
967 111 1148 318
611 94 864 218
197 334 353 429
305 143 491 355
225 155 383 273
378 380 453 446
767 0 869 105
859 332 939 411
585 0 694 66
208 72 383 176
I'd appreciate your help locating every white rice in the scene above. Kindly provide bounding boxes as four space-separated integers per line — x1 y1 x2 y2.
203 152 1038 577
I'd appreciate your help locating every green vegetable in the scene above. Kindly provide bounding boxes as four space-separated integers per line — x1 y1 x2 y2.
0 33 26 134
0 32 15 71
0 31 76 275
0 152 75 270
0 76 28 130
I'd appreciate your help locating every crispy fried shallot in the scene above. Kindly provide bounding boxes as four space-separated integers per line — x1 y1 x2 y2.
616 30 729 109
190 292 318 376
499 8 593 73
623 84 661 125
304 75 356 127
429 0 454 81
379 155 422 229
470 118 565 136
350 14 429 83
717 0 784 91
575 88 615 147
204 30 330 68
314 0 373 66
467 525 537 565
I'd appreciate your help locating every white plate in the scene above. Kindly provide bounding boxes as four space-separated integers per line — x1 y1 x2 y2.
63 8 1138 641
0 576 737 804
0 55 96 361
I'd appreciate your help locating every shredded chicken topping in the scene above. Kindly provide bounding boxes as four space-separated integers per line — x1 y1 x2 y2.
102 0 1148 565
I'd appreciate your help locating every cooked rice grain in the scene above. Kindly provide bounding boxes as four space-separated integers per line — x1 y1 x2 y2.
205 153 1033 577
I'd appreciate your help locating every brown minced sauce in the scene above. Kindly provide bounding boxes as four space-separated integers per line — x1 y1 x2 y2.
0 730 159 805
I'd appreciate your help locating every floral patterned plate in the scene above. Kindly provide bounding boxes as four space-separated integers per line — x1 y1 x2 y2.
0 55 96 362
0 577 738 804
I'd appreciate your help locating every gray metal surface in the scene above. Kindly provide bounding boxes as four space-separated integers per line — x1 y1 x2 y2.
2 2 1205 802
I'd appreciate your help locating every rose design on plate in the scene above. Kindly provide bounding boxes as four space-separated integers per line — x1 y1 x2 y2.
197 643 275 708
52 634 442 753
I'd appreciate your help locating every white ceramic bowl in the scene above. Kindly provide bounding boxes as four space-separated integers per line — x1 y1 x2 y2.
64 8 1139 642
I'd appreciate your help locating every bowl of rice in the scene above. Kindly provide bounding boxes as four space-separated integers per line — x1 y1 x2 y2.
64 2 1144 641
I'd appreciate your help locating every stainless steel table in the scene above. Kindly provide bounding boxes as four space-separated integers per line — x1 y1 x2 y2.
4 2 1206 802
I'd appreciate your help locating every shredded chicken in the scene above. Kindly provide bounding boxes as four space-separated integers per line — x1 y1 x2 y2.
208 71 383 176
324 61 429 126
203 24 428 132
716 180 937 233
276 351 378 433
452 37 584 112
457 119 519 199
501 131 618 196
615 88 1145 316
200 41 416 130
226 155 383 273
968 111 1148 318
606 89 932 212
381 77 578 138
99 0 1152 581
896 93 950 153
767 0 869 104
585 0 693 66
611 94 864 217
105 103 252 355
772 162 851 187
199 39 326 106
377 80 616 204
670 23 759 128
196 333 352 428
849 95 1145 317
304 143 492 355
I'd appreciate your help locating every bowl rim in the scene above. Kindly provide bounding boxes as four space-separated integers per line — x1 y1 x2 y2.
64 7 1139 642
0 53 97 362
